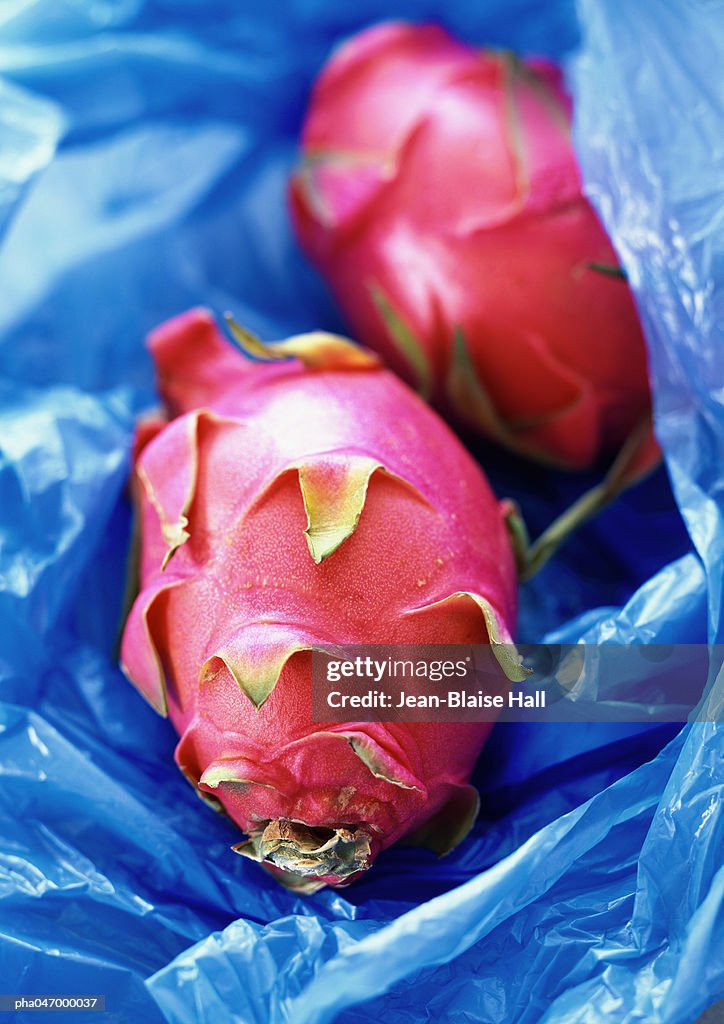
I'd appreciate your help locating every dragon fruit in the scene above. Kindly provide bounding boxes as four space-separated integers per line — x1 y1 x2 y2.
120 308 522 890
290 22 652 470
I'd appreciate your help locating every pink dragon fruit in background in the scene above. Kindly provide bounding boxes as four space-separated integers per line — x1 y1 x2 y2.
290 22 652 470
120 309 523 891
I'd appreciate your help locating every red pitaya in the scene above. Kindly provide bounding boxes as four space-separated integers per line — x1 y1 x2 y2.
120 309 522 890
290 22 652 470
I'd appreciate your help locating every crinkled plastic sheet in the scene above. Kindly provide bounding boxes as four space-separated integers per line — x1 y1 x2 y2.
0 1 721 1022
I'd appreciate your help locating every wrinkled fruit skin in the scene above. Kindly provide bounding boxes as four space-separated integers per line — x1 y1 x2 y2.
290 21 651 470
121 309 520 890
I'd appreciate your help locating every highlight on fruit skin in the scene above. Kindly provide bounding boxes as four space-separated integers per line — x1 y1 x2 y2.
289 21 652 470
120 308 522 891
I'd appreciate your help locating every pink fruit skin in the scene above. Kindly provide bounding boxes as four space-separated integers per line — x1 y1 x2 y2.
120 309 519 888
290 21 651 470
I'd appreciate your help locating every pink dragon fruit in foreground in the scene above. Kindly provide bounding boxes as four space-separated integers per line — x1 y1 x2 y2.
121 309 523 891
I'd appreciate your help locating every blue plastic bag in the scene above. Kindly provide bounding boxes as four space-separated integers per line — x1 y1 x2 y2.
0 1 721 1022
